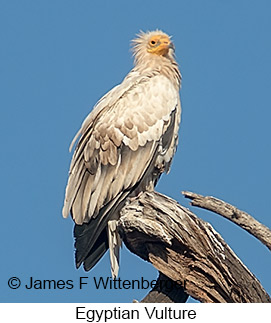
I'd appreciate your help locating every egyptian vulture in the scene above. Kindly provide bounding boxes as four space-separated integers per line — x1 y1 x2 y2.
63 30 182 278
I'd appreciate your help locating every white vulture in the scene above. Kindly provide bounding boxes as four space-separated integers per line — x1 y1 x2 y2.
63 30 182 278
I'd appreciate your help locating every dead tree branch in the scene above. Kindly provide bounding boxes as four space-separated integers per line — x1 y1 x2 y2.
140 272 189 303
182 191 271 251
117 191 271 303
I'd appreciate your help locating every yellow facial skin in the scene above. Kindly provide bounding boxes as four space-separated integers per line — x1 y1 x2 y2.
147 35 172 56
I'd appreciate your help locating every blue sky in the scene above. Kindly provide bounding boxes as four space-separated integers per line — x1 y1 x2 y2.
1 0 270 302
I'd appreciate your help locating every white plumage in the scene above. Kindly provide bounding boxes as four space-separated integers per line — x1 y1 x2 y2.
63 30 182 277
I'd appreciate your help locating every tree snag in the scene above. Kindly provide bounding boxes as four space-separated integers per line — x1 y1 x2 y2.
117 191 271 303
182 191 271 251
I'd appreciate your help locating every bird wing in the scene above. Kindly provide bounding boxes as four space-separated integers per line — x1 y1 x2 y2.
62 72 180 274
63 72 180 222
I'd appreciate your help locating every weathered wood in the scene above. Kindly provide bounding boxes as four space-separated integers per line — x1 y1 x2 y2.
117 191 271 303
182 191 271 251
140 272 189 303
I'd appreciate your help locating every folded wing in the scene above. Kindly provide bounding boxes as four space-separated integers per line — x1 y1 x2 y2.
62 72 180 276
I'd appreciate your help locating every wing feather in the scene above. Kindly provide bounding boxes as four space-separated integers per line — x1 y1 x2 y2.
62 162 85 219
81 172 94 218
108 146 130 198
72 171 89 224
86 167 107 219
63 72 181 276
63 74 179 224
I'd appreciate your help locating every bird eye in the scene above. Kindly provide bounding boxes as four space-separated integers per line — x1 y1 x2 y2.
150 40 156 45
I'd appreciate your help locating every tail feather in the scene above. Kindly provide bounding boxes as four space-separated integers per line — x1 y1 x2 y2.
83 229 109 271
74 191 130 274
74 215 109 269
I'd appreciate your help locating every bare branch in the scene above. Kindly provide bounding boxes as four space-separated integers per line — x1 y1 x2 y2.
118 191 271 303
182 191 271 251
140 272 189 303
